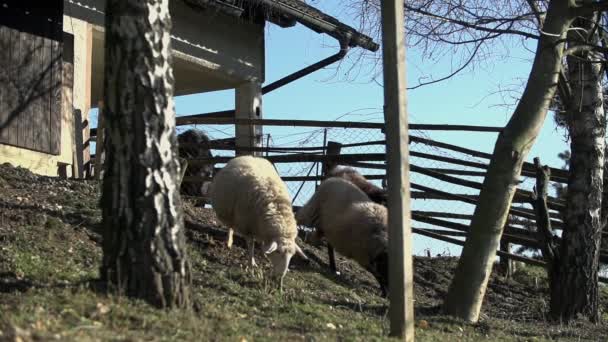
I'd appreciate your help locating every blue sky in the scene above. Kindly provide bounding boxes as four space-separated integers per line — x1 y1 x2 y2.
174 3 569 167
169 3 570 256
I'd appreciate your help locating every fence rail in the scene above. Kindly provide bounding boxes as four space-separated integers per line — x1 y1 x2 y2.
90 116 608 275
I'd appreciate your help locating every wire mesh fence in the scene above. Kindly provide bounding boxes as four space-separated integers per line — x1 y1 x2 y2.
92 117 606 274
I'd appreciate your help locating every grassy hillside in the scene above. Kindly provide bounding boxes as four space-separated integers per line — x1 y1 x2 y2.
0 163 606 341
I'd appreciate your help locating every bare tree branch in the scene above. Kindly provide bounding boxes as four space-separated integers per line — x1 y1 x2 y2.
404 3 540 39
408 40 483 90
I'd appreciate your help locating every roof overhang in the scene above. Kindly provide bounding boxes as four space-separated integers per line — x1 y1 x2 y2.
182 0 380 52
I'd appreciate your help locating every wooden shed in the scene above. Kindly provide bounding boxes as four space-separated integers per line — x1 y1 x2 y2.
0 0 377 177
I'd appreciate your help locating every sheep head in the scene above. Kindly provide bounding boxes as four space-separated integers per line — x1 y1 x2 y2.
263 239 308 290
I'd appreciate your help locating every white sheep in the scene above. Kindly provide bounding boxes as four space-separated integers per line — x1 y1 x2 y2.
210 155 307 289
296 177 389 296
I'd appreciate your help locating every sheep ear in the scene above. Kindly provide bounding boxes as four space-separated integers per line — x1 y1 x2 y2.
295 244 308 260
264 241 278 254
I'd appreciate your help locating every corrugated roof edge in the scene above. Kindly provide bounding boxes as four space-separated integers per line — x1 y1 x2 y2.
184 0 379 52
259 0 379 52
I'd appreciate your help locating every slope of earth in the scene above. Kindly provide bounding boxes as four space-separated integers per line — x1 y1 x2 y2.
0 163 606 341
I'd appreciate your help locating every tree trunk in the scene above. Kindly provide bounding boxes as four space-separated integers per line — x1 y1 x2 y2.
551 15 605 323
100 0 191 308
444 0 575 322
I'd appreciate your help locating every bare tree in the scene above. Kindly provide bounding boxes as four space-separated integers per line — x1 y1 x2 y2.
100 0 191 308
341 0 608 323
542 11 605 322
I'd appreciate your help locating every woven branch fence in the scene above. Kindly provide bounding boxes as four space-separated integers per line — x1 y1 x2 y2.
91 116 607 281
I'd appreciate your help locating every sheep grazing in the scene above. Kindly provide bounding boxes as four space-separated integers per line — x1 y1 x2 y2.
210 155 307 289
296 177 389 296
327 166 387 206
177 129 214 205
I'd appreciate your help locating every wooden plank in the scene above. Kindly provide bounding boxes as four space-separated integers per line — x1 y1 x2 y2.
72 109 85 178
182 174 385 183
410 135 568 181
341 139 385 148
412 227 547 267
176 117 385 129
16 30 28 148
410 124 501 132
410 135 493 159
7 28 20 147
18 30 34 150
175 115 502 132
410 150 489 169
187 152 387 166
411 162 566 209
411 164 483 189
41 33 53 152
82 25 93 174
32 34 47 152
322 141 342 175
415 228 469 237
381 0 414 338
0 26 10 143
93 102 105 180
411 210 473 220
49 30 62 155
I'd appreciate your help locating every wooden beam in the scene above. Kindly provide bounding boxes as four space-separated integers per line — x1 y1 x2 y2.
322 141 342 176
235 81 263 156
174 115 502 132
186 153 386 165
93 102 105 180
82 24 93 178
381 0 414 339
72 109 85 179
412 227 547 267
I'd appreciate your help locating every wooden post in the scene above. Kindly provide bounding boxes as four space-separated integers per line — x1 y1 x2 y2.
381 0 414 340
322 141 342 176
94 102 105 180
499 240 514 278
235 81 263 156
72 109 85 178
322 141 342 274
316 128 328 187
82 24 93 178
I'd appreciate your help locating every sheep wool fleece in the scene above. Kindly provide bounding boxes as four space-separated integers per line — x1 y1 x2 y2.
210 156 298 244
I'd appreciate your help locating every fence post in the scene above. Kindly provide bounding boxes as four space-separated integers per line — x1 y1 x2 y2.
82 24 94 178
322 141 342 176
316 128 328 187
235 81 263 156
499 240 515 278
381 0 415 339
321 141 342 274
72 109 85 179
94 101 105 180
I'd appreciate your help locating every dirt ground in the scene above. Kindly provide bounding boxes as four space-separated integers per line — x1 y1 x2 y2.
0 163 606 341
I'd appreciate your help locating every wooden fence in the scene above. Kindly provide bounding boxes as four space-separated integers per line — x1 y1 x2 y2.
90 116 608 281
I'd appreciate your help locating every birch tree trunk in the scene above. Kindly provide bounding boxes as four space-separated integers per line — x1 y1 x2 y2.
100 0 191 308
551 15 605 323
444 0 575 322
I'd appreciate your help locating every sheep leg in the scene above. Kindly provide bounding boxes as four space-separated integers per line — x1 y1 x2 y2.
248 239 257 268
327 243 337 274
226 228 234 249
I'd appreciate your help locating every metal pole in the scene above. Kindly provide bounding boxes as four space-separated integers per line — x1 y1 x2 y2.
381 0 414 340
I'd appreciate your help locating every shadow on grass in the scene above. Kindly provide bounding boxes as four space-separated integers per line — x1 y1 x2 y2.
0 270 104 294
